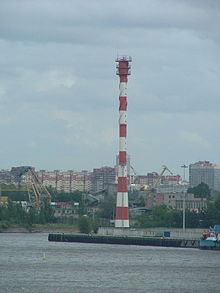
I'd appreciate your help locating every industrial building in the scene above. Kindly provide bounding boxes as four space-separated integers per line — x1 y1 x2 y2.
146 192 207 212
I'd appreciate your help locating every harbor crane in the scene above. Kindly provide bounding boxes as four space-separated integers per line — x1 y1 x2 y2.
145 165 173 208
0 168 51 210
25 168 51 210
151 165 173 190
130 165 138 185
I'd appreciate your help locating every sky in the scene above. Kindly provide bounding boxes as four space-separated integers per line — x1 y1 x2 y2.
0 0 220 177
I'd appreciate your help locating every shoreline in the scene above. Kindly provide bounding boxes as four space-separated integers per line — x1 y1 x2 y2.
0 226 79 234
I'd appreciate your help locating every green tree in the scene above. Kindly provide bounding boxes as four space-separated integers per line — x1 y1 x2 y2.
198 195 220 227
96 196 116 219
169 209 182 228
37 201 56 224
54 191 82 203
135 206 202 228
92 221 99 234
187 182 211 199
27 207 37 226
78 216 92 234
185 210 199 228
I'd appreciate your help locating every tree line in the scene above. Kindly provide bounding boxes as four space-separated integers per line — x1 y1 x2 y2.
1 183 220 230
0 200 56 229
134 195 220 228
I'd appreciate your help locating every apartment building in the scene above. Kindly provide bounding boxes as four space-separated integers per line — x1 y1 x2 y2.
37 170 92 193
189 161 220 191
91 167 116 193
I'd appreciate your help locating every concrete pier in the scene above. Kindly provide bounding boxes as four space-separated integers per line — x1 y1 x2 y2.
48 233 199 248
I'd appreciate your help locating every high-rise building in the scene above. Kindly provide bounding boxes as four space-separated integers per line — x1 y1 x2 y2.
189 161 220 191
91 167 116 193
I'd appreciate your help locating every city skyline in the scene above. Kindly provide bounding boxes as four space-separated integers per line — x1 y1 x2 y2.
2 159 220 178
0 1 220 176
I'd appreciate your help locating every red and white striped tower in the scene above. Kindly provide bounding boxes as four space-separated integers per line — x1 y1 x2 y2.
115 56 132 228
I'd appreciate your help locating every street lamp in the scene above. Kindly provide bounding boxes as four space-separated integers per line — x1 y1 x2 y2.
181 165 188 231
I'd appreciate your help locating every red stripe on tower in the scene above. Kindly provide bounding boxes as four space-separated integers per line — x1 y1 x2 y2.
118 177 128 192
120 124 126 137
115 56 132 228
119 151 126 165
119 97 127 110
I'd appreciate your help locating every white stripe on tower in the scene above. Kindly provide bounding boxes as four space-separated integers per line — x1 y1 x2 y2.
115 56 131 228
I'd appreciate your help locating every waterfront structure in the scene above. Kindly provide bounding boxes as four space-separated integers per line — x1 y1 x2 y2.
115 56 132 228
189 161 220 191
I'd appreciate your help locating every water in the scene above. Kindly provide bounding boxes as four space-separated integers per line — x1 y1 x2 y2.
0 233 219 293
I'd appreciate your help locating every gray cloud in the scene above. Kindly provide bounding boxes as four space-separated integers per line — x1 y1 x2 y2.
0 0 219 174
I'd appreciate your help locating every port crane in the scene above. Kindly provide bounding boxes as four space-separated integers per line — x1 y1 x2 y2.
145 165 173 207
25 168 51 210
0 168 51 210
151 165 173 190
130 165 138 185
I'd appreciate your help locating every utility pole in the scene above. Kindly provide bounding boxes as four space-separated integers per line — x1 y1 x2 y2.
181 165 188 231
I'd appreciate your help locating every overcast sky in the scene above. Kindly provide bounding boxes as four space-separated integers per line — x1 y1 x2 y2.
0 0 219 176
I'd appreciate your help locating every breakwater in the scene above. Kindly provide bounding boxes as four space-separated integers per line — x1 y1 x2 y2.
48 233 199 248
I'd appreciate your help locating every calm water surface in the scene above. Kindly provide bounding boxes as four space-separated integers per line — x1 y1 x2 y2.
0 233 219 293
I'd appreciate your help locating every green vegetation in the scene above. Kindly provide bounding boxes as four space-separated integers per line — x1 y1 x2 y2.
135 195 220 228
1 183 220 231
135 205 182 228
0 199 56 229
78 216 92 234
199 195 220 227
187 182 211 199
51 190 82 203
96 196 115 219
78 216 99 234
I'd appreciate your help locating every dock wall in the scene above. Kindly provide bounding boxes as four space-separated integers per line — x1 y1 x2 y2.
48 233 199 248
